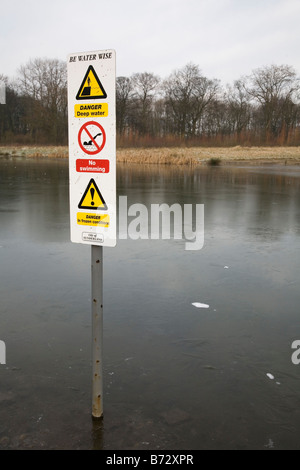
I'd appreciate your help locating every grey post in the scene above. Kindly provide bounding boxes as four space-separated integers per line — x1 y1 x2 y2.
91 245 104 419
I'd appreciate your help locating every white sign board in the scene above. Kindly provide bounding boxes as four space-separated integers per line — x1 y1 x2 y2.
67 50 116 247
0 81 5 104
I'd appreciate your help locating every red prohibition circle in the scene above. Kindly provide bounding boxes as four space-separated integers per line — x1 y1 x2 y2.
78 121 106 155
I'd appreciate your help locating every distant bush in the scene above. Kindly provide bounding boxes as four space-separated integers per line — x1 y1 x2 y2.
207 157 221 166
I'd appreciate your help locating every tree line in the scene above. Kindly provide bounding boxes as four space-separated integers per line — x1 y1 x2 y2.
1 59 300 147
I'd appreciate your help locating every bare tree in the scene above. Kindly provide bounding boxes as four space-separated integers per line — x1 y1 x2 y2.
226 79 251 138
131 72 160 135
163 63 220 139
244 64 300 140
116 76 134 135
0 74 7 105
0 74 28 143
18 58 67 143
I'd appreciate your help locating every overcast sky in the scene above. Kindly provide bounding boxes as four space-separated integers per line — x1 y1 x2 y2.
1 0 300 85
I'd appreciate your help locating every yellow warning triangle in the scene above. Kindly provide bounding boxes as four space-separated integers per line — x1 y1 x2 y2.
78 179 108 210
76 65 107 100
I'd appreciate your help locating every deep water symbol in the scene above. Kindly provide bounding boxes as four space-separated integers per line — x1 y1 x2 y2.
82 76 91 97
90 187 95 206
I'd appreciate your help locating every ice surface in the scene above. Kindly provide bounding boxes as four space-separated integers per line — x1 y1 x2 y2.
192 302 210 309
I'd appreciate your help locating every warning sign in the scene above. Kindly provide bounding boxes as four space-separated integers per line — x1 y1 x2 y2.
78 179 108 210
77 213 110 227
76 65 107 100
74 103 108 118
78 121 106 155
68 49 116 247
76 159 109 173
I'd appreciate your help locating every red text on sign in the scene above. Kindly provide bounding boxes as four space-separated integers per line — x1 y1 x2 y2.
76 159 110 173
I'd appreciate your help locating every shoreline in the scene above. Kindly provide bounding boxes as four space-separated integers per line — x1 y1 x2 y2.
1 145 300 165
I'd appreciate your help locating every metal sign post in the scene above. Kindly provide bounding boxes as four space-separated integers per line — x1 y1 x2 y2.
67 50 116 419
91 245 104 418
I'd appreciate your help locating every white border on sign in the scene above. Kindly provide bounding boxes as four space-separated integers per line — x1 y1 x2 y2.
67 49 116 248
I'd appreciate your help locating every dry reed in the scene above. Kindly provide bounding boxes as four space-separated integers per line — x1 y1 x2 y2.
116 146 300 165
1 145 300 165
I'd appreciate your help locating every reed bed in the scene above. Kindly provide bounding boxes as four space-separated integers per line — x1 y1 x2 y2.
117 146 300 165
0 146 68 159
1 145 300 165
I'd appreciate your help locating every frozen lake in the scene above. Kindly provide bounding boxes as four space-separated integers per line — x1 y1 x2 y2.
0 157 300 449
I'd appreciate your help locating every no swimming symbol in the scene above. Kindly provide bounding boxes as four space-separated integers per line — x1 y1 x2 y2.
78 121 106 155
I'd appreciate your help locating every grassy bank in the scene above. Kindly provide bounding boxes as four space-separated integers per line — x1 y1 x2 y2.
116 146 300 165
1 145 300 165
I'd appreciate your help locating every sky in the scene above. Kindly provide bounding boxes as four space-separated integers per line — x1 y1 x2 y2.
1 0 300 85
